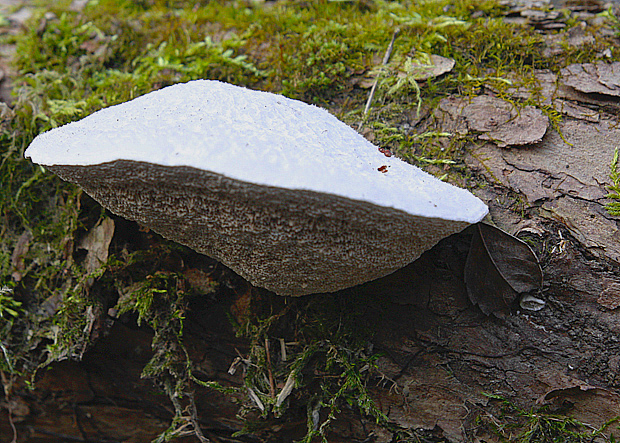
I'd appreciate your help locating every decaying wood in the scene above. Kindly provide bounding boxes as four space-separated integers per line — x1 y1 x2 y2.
2 213 619 443
4 95 620 443
3 4 620 443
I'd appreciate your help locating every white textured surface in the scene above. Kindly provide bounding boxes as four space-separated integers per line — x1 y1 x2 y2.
25 80 488 223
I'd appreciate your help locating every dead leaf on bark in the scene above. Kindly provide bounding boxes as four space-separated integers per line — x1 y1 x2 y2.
356 54 455 89
375 353 485 443
537 370 597 403
402 54 455 81
535 369 620 435
561 62 620 97
78 217 115 274
462 95 549 148
464 223 543 317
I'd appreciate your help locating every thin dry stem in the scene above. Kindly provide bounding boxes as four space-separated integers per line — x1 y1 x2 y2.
358 28 400 130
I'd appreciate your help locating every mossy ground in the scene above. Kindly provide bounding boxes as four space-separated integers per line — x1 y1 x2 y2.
1 0 619 441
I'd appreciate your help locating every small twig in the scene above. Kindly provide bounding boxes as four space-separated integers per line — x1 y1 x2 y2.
275 371 297 407
234 347 253 367
358 28 400 131
188 391 211 443
1 370 18 443
247 387 265 411
8 403 17 443
227 356 243 375
264 338 276 398
279 338 287 362
160 379 210 443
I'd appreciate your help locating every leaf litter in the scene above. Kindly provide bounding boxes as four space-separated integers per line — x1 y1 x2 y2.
464 223 543 317
464 100 620 266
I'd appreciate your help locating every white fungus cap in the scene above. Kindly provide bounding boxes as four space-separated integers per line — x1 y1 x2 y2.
25 80 488 224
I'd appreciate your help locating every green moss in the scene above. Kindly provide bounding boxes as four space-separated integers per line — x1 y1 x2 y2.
0 286 20 320
229 291 391 442
606 148 620 216
482 394 620 443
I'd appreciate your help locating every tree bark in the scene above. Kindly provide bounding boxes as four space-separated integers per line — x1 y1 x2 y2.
2 212 619 443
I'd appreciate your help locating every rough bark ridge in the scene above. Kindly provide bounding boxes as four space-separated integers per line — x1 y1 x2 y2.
2 215 619 442
4 72 620 443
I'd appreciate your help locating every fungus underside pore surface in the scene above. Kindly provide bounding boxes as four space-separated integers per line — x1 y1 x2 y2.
1 0 619 442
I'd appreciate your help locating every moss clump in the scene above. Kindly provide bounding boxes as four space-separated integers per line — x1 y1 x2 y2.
481 394 620 443
225 289 392 442
606 148 620 216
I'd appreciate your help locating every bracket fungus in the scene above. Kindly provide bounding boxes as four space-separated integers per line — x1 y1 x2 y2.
25 80 488 296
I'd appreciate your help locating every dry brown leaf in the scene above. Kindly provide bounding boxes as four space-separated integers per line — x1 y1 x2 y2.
79 217 115 274
537 370 598 403
357 54 455 89
404 54 455 81
465 223 543 317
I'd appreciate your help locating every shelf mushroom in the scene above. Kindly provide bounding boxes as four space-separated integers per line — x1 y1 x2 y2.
25 80 488 296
